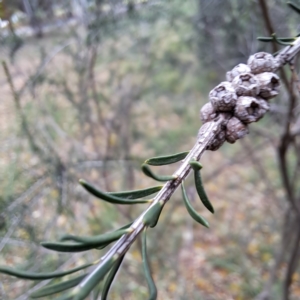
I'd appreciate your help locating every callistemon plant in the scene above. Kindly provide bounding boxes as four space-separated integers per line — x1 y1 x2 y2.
1 15 300 300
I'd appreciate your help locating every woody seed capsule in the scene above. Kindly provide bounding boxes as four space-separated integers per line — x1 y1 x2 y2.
255 72 280 100
209 81 237 112
207 129 226 151
199 102 217 124
226 63 251 82
247 52 276 74
232 73 260 97
234 96 270 124
225 117 249 144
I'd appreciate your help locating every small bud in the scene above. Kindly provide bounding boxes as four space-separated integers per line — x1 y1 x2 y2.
199 102 217 123
232 73 260 97
234 96 270 123
206 130 226 151
226 64 251 82
225 117 249 144
209 81 237 112
247 52 276 74
255 72 280 99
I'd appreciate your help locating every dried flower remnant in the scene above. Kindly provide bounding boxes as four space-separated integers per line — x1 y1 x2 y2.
226 63 251 82
225 117 249 144
209 81 237 112
247 52 277 74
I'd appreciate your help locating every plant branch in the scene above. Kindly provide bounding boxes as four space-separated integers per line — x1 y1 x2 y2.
77 36 300 293
258 0 289 89
78 113 228 289
283 215 300 300
75 36 300 293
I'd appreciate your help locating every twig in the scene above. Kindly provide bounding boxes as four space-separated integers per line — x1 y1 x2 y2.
4 177 47 213
240 139 278 202
0 238 37 248
255 208 294 300
0 217 20 253
18 41 73 98
283 216 300 300
255 3 300 298
2 61 49 162
258 0 290 89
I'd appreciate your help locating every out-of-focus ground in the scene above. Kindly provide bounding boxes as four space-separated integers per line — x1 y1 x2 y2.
0 1 300 299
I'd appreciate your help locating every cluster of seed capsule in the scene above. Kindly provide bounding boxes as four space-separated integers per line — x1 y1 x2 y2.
200 52 281 150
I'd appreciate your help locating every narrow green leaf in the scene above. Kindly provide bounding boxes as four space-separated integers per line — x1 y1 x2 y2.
189 160 214 214
257 36 273 42
189 160 203 171
288 1 300 14
43 229 129 252
142 228 157 300
95 243 110 250
60 229 129 245
109 185 163 199
101 254 125 300
79 179 151 204
258 36 296 43
93 223 133 250
30 274 86 298
0 262 92 280
41 241 102 253
142 201 164 228
181 182 209 228
272 33 293 45
72 256 118 300
278 37 296 42
116 222 133 231
145 151 189 166
141 164 177 182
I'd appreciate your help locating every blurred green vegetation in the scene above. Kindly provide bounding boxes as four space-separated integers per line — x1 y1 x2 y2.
0 0 300 299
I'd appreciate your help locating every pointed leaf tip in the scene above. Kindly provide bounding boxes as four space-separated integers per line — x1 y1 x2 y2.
145 151 189 166
189 160 214 214
79 179 150 204
189 159 203 171
142 228 158 300
181 182 209 228
141 164 176 182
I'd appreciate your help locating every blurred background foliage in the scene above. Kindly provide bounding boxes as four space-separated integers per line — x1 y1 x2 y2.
0 0 300 299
